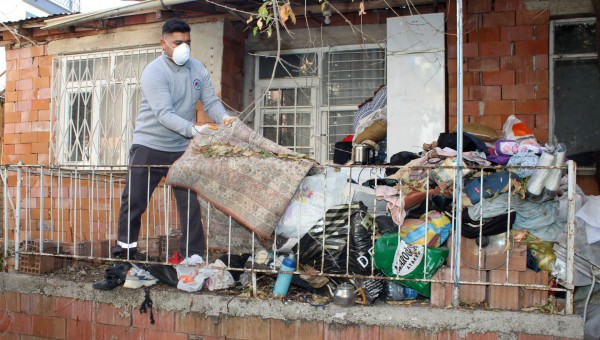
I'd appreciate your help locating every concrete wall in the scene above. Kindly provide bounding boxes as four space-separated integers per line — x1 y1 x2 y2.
0 273 585 339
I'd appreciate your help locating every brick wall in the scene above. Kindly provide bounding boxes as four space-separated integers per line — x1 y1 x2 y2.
3 44 52 165
0 291 580 340
447 0 550 144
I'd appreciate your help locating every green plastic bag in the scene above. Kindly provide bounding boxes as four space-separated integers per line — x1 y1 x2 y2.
374 233 449 297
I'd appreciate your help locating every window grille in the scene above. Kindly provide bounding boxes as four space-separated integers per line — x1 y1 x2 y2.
51 47 162 166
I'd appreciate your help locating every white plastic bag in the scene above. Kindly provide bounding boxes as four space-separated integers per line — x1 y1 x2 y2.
205 259 235 291
275 169 349 240
176 255 206 292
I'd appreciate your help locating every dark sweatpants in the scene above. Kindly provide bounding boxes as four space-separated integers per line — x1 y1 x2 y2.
117 144 204 257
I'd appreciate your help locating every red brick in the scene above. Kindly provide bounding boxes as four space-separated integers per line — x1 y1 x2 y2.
16 79 33 91
20 293 55 316
500 26 534 41
32 99 50 111
483 12 515 28
5 91 18 102
6 69 20 81
17 154 38 164
39 109 51 120
325 323 380 340
4 134 21 144
515 100 548 115
515 40 548 55
516 10 549 25
31 315 66 339
20 67 38 80
533 128 549 144
448 71 481 87
533 54 548 70
484 100 515 116
94 302 132 327
37 88 52 99
468 86 501 101
470 115 506 131
494 0 526 12
38 132 51 142
16 100 32 112
479 42 511 57
32 121 50 132
20 132 38 143
467 0 492 14
0 292 21 312
501 56 533 71
5 112 21 123
535 114 549 129
483 71 515 85
39 66 52 77
54 297 93 322
33 77 50 89
502 85 536 100
38 154 50 164
6 81 16 92
468 27 500 43
515 70 548 85
23 111 39 122
517 335 554 340
466 333 499 340
32 142 50 154
66 319 93 340
220 316 271 340
96 324 144 340
464 100 481 116
533 25 549 41
467 57 499 71
38 55 53 67
17 90 35 101
16 122 33 133
270 320 324 340
519 270 549 308
381 327 436 340
144 329 188 340
30 45 47 57
463 43 479 57
132 308 175 332
487 270 520 310
464 15 483 31
0 312 32 334
175 313 222 335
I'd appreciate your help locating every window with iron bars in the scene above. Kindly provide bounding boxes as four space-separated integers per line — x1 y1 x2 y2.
255 46 386 163
51 47 162 166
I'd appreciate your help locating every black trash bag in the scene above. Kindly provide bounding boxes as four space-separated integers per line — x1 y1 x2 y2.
461 208 516 239
146 264 179 287
376 215 398 235
218 254 251 281
381 280 406 302
386 151 421 176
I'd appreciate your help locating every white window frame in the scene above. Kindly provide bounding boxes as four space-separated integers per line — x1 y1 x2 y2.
52 46 161 167
253 44 385 163
549 17 598 173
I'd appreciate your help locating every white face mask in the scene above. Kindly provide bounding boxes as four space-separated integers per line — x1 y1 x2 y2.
165 40 190 66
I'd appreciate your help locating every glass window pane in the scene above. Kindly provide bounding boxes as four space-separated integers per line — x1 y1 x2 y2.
68 92 92 162
263 112 277 125
296 127 311 147
280 112 294 126
297 112 311 125
296 148 313 156
264 89 281 107
554 22 597 55
67 59 94 82
297 88 312 106
554 58 600 161
328 110 355 160
279 127 294 146
263 127 277 142
258 53 318 79
281 89 296 106
323 49 385 106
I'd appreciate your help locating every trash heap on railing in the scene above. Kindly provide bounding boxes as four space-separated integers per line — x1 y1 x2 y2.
152 112 593 310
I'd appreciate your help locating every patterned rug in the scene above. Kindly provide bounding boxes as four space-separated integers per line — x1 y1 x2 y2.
167 121 316 245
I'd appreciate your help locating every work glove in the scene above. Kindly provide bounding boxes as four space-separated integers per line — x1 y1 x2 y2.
190 123 217 137
222 115 237 126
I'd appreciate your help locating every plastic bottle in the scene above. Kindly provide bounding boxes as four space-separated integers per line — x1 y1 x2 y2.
272 254 296 297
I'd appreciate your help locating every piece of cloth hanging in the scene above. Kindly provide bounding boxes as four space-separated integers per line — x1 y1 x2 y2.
375 186 406 225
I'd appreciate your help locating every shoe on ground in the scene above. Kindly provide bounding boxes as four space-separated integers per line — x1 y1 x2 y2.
123 265 159 289
92 263 131 291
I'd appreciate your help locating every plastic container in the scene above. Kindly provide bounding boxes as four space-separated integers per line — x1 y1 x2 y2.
273 254 296 297
404 287 419 299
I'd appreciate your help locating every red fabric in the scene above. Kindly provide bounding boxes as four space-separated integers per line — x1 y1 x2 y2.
342 135 354 142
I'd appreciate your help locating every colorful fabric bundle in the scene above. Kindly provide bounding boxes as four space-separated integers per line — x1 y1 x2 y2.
399 211 452 247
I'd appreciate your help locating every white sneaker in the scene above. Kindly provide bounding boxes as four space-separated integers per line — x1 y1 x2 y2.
123 266 158 289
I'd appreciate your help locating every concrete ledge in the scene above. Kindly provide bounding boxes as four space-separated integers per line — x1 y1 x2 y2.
0 272 584 338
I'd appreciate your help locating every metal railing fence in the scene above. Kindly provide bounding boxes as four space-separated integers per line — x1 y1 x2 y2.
0 162 578 314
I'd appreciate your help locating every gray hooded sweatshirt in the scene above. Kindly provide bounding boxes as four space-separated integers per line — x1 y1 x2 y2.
132 53 228 152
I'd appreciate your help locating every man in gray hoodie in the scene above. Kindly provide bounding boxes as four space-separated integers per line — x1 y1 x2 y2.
112 18 234 260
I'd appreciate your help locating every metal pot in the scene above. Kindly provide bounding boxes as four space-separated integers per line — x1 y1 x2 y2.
333 283 355 307
352 143 375 165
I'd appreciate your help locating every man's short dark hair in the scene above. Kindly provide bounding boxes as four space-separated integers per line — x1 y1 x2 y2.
162 18 191 35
